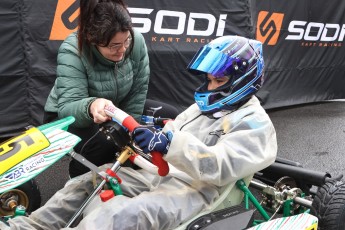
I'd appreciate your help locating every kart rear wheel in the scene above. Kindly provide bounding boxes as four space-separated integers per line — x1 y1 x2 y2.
0 179 41 216
311 179 345 230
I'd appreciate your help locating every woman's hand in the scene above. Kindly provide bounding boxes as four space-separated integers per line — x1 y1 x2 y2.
89 98 114 124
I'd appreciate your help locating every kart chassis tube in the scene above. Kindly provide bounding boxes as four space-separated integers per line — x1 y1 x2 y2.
250 180 312 208
65 147 132 228
260 162 331 187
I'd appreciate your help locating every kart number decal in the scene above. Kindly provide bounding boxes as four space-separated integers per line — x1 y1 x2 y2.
0 127 50 175
305 223 318 230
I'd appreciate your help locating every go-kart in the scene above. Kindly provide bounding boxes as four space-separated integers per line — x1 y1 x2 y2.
0 116 80 219
0 106 344 230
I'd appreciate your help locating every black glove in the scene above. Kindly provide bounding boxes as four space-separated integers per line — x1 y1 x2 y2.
132 126 169 154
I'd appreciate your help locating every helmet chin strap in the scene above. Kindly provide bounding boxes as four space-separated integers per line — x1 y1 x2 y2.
212 110 232 118
203 109 233 119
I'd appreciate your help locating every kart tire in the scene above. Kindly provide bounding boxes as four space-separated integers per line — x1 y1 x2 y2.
0 179 41 216
311 179 345 230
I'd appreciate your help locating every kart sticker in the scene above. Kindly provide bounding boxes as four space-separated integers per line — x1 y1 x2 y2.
0 127 50 175
4 156 46 180
0 128 80 193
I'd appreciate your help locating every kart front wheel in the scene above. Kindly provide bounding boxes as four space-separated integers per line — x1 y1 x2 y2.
311 179 345 230
0 179 41 216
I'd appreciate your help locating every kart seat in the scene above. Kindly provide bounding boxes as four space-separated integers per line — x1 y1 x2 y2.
173 175 253 230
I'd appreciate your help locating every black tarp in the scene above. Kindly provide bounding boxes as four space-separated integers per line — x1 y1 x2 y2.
253 0 345 108
1 0 345 138
125 0 254 112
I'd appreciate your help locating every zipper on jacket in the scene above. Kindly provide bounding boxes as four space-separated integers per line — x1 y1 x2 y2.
180 114 203 131
113 63 119 103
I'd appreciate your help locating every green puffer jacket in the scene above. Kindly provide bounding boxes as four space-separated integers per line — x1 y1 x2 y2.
44 29 150 128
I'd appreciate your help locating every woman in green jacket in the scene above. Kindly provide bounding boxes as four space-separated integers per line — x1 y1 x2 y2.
44 0 153 177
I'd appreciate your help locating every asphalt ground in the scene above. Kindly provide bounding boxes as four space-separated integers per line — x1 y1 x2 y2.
36 100 345 205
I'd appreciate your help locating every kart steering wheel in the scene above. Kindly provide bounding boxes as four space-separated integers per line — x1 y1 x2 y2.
103 106 169 176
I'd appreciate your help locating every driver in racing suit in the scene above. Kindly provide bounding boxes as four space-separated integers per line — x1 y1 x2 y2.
0 35 277 230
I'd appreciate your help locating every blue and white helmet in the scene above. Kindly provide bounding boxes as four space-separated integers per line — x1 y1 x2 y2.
187 36 265 114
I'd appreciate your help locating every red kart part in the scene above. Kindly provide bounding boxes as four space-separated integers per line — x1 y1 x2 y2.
104 105 169 176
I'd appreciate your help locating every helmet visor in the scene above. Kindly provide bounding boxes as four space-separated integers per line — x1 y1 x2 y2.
187 46 238 78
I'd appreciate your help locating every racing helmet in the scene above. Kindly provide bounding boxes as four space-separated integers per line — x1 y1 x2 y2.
187 36 265 114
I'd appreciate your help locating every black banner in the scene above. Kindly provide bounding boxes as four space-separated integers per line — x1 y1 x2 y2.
254 0 345 108
125 0 253 112
0 0 345 137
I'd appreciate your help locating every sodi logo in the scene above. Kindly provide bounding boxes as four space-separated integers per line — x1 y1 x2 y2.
50 0 79 40
257 10 344 47
128 8 227 44
50 0 227 44
286 21 344 47
256 11 284 46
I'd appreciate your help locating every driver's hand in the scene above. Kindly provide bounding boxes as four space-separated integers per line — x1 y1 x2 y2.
132 126 170 154
89 98 113 124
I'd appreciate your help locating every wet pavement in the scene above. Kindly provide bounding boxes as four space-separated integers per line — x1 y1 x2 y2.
268 100 345 178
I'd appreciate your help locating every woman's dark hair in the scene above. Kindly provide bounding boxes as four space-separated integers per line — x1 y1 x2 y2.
78 0 134 58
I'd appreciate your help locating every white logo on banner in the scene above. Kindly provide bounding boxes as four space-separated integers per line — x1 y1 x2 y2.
286 21 345 42
128 8 227 37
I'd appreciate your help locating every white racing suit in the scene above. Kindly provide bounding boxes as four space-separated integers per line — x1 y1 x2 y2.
1 96 277 230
